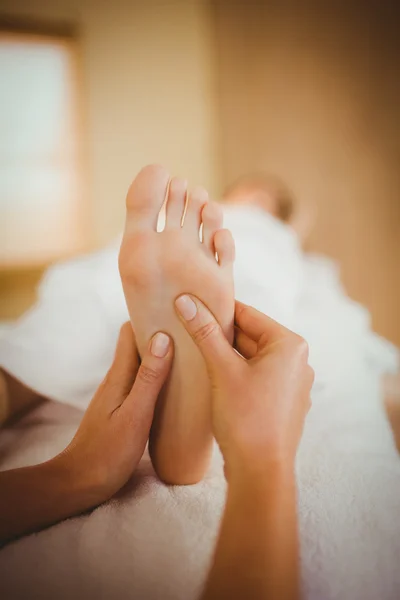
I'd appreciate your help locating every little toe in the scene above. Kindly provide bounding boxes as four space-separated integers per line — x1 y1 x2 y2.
214 228 235 267
165 177 188 229
125 164 170 233
183 186 209 236
202 201 224 253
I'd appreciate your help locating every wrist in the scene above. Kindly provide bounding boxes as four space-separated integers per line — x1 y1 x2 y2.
227 455 296 498
50 450 107 513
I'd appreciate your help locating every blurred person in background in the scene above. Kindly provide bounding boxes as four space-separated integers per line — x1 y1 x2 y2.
222 172 315 245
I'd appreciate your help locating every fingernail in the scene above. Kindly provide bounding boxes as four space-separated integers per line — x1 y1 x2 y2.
175 295 197 321
151 332 170 358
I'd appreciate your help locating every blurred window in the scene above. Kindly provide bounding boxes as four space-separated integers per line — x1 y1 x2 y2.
0 28 84 267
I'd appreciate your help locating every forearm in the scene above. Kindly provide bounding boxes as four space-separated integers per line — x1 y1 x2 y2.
0 373 91 543
202 463 301 600
0 455 100 546
0 369 9 425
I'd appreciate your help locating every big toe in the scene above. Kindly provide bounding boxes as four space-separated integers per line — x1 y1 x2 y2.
125 164 170 233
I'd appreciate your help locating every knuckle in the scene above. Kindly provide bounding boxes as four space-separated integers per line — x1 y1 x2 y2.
137 364 161 385
237 305 253 327
291 335 309 360
240 305 252 319
193 321 220 345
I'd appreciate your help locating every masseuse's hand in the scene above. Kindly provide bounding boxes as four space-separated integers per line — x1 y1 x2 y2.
175 296 313 480
0 323 173 546
176 297 314 600
61 323 173 502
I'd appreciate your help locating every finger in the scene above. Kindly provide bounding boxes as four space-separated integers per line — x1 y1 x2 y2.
235 301 291 347
120 332 173 435
175 294 237 375
104 322 140 410
234 326 258 359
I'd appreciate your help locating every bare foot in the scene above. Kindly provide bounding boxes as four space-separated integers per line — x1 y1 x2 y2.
119 165 235 484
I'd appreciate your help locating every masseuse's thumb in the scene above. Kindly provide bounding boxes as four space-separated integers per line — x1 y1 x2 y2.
121 332 173 435
175 294 235 378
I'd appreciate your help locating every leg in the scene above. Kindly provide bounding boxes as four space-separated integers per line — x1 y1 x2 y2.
119 165 235 484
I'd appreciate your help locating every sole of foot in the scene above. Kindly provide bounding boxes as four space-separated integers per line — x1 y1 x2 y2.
119 164 235 484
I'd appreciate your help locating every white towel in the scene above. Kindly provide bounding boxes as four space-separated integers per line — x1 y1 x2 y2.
1 365 400 600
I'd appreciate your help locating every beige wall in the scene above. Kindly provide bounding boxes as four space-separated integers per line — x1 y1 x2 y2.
1 0 399 346
0 0 219 248
0 0 219 317
213 0 400 345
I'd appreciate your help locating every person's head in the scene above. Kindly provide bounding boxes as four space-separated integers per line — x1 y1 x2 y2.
222 173 295 223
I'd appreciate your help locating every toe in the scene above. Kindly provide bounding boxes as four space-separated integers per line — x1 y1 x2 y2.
165 177 188 228
214 228 235 267
202 201 223 253
183 186 209 237
125 164 170 232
